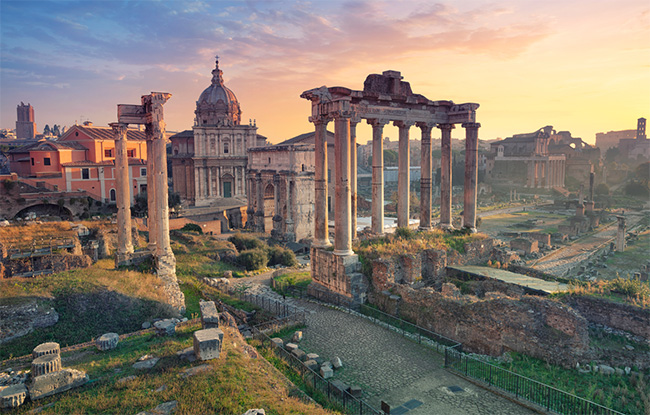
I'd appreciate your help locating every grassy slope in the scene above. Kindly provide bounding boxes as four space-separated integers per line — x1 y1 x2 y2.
7 323 334 415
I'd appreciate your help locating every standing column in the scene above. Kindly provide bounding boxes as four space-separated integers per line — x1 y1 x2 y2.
111 122 133 261
418 122 433 230
395 121 412 228
272 174 282 236
369 119 387 235
463 122 480 232
438 123 454 230
312 116 331 248
285 176 295 241
246 173 255 230
146 138 158 252
255 174 264 233
207 166 212 197
545 160 550 188
350 118 359 240
334 112 353 256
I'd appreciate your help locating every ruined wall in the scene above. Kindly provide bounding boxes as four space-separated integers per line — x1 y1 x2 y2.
310 248 367 303
2 254 92 278
371 286 589 367
564 295 649 340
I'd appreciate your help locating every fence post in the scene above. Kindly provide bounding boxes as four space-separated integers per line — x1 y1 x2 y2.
515 376 519 398
488 364 492 385
465 355 468 376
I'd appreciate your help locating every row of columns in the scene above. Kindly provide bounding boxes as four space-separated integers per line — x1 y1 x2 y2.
311 112 481 257
526 159 565 188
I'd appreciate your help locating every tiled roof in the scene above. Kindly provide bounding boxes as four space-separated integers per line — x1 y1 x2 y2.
277 130 334 146
170 130 193 139
61 158 146 167
7 139 88 153
76 125 147 141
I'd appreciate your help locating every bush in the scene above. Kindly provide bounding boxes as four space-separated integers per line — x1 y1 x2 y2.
624 182 649 197
268 246 297 267
237 249 268 271
228 233 267 252
395 227 416 239
180 223 203 234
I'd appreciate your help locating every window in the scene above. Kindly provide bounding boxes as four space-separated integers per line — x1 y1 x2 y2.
328 169 331 183
44 158 51 166
110 189 116 201
104 149 113 158
224 143 229 154
141 168 147 177
127 149 135 157
31 158 34 166
82 168 89 180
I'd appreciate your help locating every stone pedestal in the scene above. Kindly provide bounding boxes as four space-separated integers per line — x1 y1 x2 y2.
199 300 220 329
193 328 224 361
309 247 367 304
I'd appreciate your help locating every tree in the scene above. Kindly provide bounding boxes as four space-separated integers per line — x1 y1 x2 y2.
594 183 610 195
605 147 620 163
633 162 650 187
52 125 61 137
43 124 51 135
384 150 398 166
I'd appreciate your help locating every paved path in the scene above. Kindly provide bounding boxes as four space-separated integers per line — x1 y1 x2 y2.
296 300 535 415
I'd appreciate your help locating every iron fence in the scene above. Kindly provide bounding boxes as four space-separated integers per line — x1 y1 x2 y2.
252 326 381 415
234 291 307 320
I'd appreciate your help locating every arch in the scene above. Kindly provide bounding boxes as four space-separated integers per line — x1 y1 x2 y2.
221 173 234 198
110 188 116 201
14 203 72 220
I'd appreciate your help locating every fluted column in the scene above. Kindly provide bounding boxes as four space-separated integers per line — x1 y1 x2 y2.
463 122 480 232
334 112 352 256
395 121 413 228
111 122 133 259
146 137 158 252
312 116 331 248
369 119 388 235
438 123 454 230
418 122 433 230
350 118 359 240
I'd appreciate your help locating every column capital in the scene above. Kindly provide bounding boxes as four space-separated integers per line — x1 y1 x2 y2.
462 122 481 129
109 122 128 136
416 122 435 134
437 123 455 131
367 118 389 127
394 120 415 129
350 113 362 126
309 115 331 125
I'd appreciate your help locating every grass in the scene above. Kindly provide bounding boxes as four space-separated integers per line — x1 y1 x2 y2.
7 323 336 415
552 277 650 308
489 352 650 415
272 271 312 294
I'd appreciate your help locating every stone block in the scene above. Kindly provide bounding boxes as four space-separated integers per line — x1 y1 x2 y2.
193 328 223 361
0 384 27 408
96 332 119 351
304 359 319 371
598 365 615 375
133 355 160 370
154 319 176 336
330 379 349 395
349 385 362 398
285 343 298 352
306 353 319 361
271 337 283 348
291 348 306 361
28 368 88 400
331 357 343 369
292 331 303 342
31 354 62 377
199 300 220 329
320 366 333 379
32 342 60 359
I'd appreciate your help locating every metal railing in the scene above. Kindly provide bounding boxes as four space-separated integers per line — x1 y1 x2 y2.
234 291 307 320
279 284 626 415
252 326 381 415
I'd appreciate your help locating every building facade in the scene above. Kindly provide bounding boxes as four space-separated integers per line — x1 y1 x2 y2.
171 58 267 206
16 102 37 139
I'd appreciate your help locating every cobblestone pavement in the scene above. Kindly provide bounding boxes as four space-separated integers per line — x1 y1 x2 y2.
298 300 536 415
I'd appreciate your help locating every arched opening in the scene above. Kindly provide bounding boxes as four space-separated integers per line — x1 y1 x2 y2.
264 183 275 232
110 188 116 202
14 203 73 220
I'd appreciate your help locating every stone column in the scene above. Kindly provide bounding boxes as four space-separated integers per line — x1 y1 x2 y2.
616 216 626 252
246 173 255 230
285 176 295 241
463 122 480 232
545 160 550 189
334 112 353 256
255 173 264 233
418 122 433 230
395 121 412 228
111 122 133 263
438 123 454 230
206 166 212 197
350 118 359 240
312 116 331 248
272 174 282 238
146 138 158 252
368 119 387 235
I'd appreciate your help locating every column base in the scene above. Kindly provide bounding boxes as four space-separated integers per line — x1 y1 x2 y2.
333 249 354 256
312 239 332 249
439 223 454 231
463 226 478 233
418 225 432 231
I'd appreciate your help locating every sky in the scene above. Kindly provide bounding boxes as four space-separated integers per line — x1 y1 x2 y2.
1 0 649 145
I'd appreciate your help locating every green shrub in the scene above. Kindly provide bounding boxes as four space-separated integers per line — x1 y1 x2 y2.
268 246 297 267
228 233 267 252
395 227 416 239
180 223 203 234
237 249 268 271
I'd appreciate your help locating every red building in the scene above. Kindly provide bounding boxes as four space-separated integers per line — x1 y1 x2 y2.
8 123 148 203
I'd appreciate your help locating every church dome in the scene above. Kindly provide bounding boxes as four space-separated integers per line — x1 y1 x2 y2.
195 57 242 127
